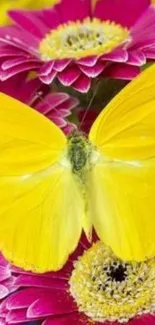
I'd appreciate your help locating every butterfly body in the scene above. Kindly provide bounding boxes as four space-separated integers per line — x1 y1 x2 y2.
1 65 155 272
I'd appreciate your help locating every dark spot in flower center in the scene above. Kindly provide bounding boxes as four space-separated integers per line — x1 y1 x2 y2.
108 263 127 282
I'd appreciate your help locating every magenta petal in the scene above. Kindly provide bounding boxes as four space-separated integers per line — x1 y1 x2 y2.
101 49 128 62
73 75 91 93
46 262 74 280
6 309 27 323
56 97 79 112
127 50 146 66
0 254 9 267
58 67 81 86
102 63 140 80
43 312 85 325
53 59 71 72
42 8 61 29
40 70 57 84
15 274 67 290
39 62 55 76
51 117 66 128
36 93 69 114
94 0 150 28
79 62 104 77
0 46 28 58
129 315 155 325
0 285 9 299
27 291 77 318
57 0 91 23
9 10 48 39
1 58 39 70
143 47 155 59
2 276 16 293
7 288 46 310
0 318 6 325
63 123 76 135
0 266 11 281
0 61 41 81
77 56 98 67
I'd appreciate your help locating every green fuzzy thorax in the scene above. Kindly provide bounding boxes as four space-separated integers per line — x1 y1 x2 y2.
67 133 93 175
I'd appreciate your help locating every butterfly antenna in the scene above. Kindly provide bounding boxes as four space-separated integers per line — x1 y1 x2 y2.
79 80 101 130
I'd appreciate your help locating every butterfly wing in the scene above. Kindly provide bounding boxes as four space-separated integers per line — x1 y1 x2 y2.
89 64 155 261
0 93 83 272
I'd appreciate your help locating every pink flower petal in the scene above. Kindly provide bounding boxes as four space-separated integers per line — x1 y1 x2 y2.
143 47 155 59
0 266 11 281
73 75 91 93
0 254 9 268
56 97 79 112
40 70 57 84
36 93 69 114
1 58 39 70
130 6 155 49
94 0 150 28
6 309 27 323
39 62 55 77
57 0 91 23
58 67 81 86
9 10 48 39
79 62 104 77
0 285 9 299
42 8 61 30
51 117 66 128
101 49 128 62
77 56 98 67
46 262 74 280
7 288 46 309
0 62 41 81
43 312 85 325
129 315 155 325
27 291 77 318
127 50 146 66
15 274 67 290
63 123 76 135
0 46 28 58
0 318 6 325
102 63 140 79
53 59 71 72
2 276 16 293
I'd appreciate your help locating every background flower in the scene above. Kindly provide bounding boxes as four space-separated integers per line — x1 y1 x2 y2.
0 0 60 25
0 254 16 301
1 237 155 325
0 0 154 92
0 75 78 134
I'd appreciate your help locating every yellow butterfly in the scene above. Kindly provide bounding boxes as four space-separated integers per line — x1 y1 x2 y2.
0 64 155 273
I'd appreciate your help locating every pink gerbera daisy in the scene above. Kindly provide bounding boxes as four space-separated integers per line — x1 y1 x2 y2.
0 0 155 92
0 75 78 134
1 238 155 325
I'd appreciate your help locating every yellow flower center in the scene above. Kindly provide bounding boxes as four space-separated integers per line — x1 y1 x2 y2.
39 18 130 60
69 241 155 323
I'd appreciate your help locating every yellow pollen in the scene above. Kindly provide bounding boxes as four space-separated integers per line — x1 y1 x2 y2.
69 241 155 323
39 18 130 60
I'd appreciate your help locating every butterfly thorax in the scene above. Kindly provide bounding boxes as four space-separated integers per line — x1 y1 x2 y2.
67 133 93 175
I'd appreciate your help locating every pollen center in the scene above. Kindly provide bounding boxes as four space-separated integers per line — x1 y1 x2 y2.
39 18 130 60
69 241 155 323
